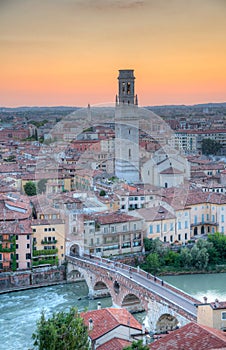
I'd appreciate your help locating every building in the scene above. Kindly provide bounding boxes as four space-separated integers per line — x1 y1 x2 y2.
81 307 145 350
149 321 226 349
83 212 144 257
197 299 226 331
31 198 65 267
115 69 140 183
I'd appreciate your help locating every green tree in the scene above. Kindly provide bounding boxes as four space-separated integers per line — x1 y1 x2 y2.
24 181 37 196
208 232 226 263
99 190 106 196
143 238 163 254
32 307 90 350
124 340 149 350
180 247 192 269
145 252 160 274
201 138 222 155
37 179 48 194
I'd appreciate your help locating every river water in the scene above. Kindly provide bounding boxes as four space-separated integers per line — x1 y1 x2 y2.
1 273 226 350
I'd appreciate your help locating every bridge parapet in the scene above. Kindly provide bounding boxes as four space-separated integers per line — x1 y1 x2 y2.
66 255 198 333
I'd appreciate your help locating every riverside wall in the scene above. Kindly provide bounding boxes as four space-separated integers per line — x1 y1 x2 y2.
0 265 66 293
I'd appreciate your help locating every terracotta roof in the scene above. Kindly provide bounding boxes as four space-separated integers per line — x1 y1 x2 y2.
159 167 183 175
135 206 175 221
149 322 226 350
81 308 142 341
97 338 132 350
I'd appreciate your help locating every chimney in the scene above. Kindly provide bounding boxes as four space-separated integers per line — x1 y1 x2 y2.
89 318 93 331
215 299 219 308
97 302 101 310
203 296 208 304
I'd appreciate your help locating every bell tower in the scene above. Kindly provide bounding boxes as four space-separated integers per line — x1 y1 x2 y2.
115 69 139 183
116 69 138 106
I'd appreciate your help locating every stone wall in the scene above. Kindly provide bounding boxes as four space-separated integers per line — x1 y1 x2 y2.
0 265 66 292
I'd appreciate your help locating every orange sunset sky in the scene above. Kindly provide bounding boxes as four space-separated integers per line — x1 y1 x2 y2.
0 0 226 107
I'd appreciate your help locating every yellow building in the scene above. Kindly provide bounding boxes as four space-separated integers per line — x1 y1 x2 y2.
31 206 65 267
197 299 226 331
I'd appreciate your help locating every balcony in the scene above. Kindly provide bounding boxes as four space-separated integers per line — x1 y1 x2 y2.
41 239 58 244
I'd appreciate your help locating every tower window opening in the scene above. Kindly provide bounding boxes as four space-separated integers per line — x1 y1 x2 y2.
129 149 131 158
122 82 125 93
127 82 131 94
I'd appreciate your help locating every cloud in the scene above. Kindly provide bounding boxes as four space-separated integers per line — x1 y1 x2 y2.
76 0 145 10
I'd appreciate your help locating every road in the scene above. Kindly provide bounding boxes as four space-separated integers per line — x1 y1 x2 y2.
67 255 198 318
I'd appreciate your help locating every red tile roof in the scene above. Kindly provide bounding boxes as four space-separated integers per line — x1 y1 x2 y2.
81 308 142 341
97 337 132 350
149 322 226 350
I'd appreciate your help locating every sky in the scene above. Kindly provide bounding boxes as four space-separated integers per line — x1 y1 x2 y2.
0 0 226 107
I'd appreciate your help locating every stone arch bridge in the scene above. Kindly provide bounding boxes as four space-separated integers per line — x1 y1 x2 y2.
66 255 199 333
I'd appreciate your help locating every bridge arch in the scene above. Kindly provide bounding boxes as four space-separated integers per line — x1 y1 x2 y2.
121 293 144 313
69 243 81 256
156 313 179 333
93 281 111 298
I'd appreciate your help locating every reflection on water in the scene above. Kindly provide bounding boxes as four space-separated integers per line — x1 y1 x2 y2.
162 272 226 302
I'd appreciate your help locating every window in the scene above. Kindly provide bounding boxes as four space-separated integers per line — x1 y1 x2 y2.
170 235 173 242
202 214 204 223
123 225 127 232
222 215 224 223
16 244 18 249
185 233 188 240
129 149 131 158
15 235 18 240
16 254 19 260
212 215 215 222
178 234 181 241
111 226 115 233
185 221 188 229
170 223 174 231
194 215 198 224
206 214 209 221
156 224 160 233
178 222 181 230
149 225 153 234
222 312 226 320
0 254 2 260
32 229 36 233
27 244 30 249
134 223 137 230
221 226 224 233
52 228 55 231
163 223 167 232
44 228 47 232
26 253 31 259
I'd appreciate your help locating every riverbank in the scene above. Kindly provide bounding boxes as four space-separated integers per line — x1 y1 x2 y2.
0 265 66 293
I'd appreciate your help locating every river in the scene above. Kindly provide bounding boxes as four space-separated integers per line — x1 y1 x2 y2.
1 273 226 350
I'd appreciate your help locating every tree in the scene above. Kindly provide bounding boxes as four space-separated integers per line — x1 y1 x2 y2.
124 340 149 350
201 138 222 155
32 307 90 350
99 190 106 196
24 181 37 196
37 179 48 194
145 252 160 274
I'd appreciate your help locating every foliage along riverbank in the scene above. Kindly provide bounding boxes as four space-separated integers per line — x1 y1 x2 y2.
141 233 226 276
